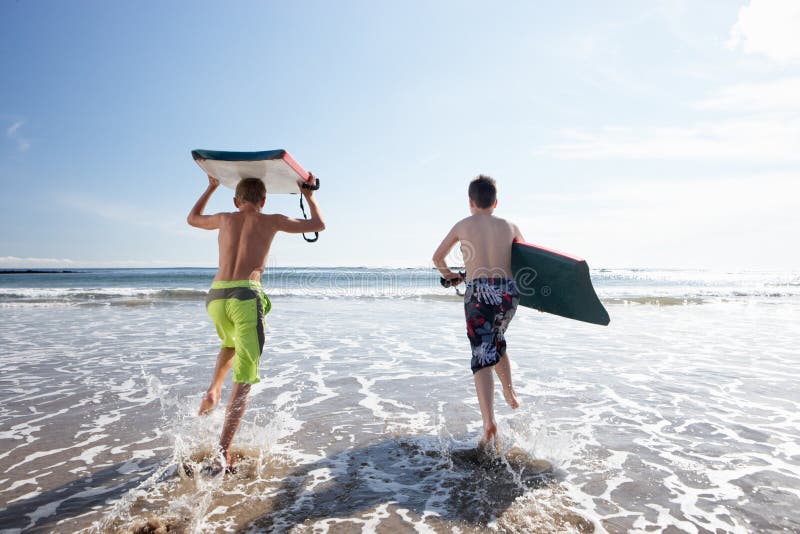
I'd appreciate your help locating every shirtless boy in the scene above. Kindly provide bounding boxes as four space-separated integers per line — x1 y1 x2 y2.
432 175 524 447
188 174 325 471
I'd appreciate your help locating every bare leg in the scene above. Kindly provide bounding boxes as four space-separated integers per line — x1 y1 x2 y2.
473 367 497 448
219 382 251 468
494 352 520 409
198 347 235 415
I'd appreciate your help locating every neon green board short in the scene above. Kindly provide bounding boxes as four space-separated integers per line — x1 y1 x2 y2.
205 280 272 384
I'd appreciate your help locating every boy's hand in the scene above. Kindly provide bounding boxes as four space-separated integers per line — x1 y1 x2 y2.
300 172 316 199
208 175 220 189
445 271 465 284
440 271 465 288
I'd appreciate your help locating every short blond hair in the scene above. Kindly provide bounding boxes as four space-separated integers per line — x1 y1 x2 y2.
235 178 266 204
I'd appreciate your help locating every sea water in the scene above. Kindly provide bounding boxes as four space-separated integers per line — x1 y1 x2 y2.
0 268 798 533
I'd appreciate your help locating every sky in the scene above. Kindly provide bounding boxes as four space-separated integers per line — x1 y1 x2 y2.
1 0 799 269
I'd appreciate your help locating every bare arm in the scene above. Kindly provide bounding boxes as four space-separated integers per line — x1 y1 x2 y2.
187 175 224 230
432 224 462 281
512 223 525 243
276 179 326 234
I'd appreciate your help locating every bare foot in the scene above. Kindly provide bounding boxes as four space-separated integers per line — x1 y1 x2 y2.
198 448 238 477
502 384 520 409
478 421 498 449
198 389 220 416
199 456 225 478
224 450 238 474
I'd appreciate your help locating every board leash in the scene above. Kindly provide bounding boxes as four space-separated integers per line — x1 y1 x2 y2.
299 177 321 243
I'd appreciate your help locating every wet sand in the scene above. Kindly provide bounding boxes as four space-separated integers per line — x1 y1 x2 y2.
1 295 799 532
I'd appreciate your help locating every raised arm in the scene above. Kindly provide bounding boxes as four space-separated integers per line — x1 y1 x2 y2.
432 224 462 281
187 175 224 230
275 177 326 234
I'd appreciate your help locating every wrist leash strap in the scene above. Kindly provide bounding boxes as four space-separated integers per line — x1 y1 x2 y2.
299 177 321 243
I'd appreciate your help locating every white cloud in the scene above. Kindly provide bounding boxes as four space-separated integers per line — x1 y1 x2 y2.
5 119 30 152
512 172 800 269
542 73 800 161
727 0 800 62
540 118 800 160
694 77 800 111
62 195 148 224
0 256 76 268
0 256 211 268
6 121 23 137
59 194 200 238
539 4 800 162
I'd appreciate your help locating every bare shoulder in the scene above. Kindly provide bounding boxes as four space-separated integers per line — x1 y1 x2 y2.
493 215 517 229
505 219 525 241
260 212 296 232
454 215 474 229
260 212 285 225
450 215 476 236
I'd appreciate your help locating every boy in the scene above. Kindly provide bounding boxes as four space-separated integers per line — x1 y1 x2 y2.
188 173 325 471
432 175 524 448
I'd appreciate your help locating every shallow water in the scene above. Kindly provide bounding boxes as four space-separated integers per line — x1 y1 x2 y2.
1 270 799 533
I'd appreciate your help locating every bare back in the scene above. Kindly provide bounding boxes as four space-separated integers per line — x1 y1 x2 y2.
455 214 520 280
215 211 281 281
189 178 324 282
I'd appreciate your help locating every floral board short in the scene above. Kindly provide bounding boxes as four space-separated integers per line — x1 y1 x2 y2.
464 278 520 373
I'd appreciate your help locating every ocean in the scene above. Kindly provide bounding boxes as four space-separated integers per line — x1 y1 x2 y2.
1 267 799 533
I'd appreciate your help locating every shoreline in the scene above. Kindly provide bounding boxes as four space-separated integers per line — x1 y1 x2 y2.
0 269 81 274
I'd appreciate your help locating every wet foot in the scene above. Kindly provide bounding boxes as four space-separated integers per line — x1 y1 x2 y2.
478 421 498 450
199 457 225 478
223 451 237 474
502 384 520 409
198 449 237 477
198 389 220 416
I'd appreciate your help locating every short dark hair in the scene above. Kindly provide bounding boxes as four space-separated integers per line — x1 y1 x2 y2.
235 178 266 204
468 175 497 209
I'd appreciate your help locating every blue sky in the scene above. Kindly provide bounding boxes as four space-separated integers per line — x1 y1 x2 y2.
1 0 798 269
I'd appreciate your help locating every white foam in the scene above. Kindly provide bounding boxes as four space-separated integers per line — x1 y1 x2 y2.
2 294 800 532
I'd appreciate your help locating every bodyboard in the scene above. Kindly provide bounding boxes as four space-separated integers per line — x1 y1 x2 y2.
511 241 609 326
191 149 313 194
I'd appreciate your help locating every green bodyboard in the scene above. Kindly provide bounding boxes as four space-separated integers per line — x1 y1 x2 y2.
511 242 609 326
